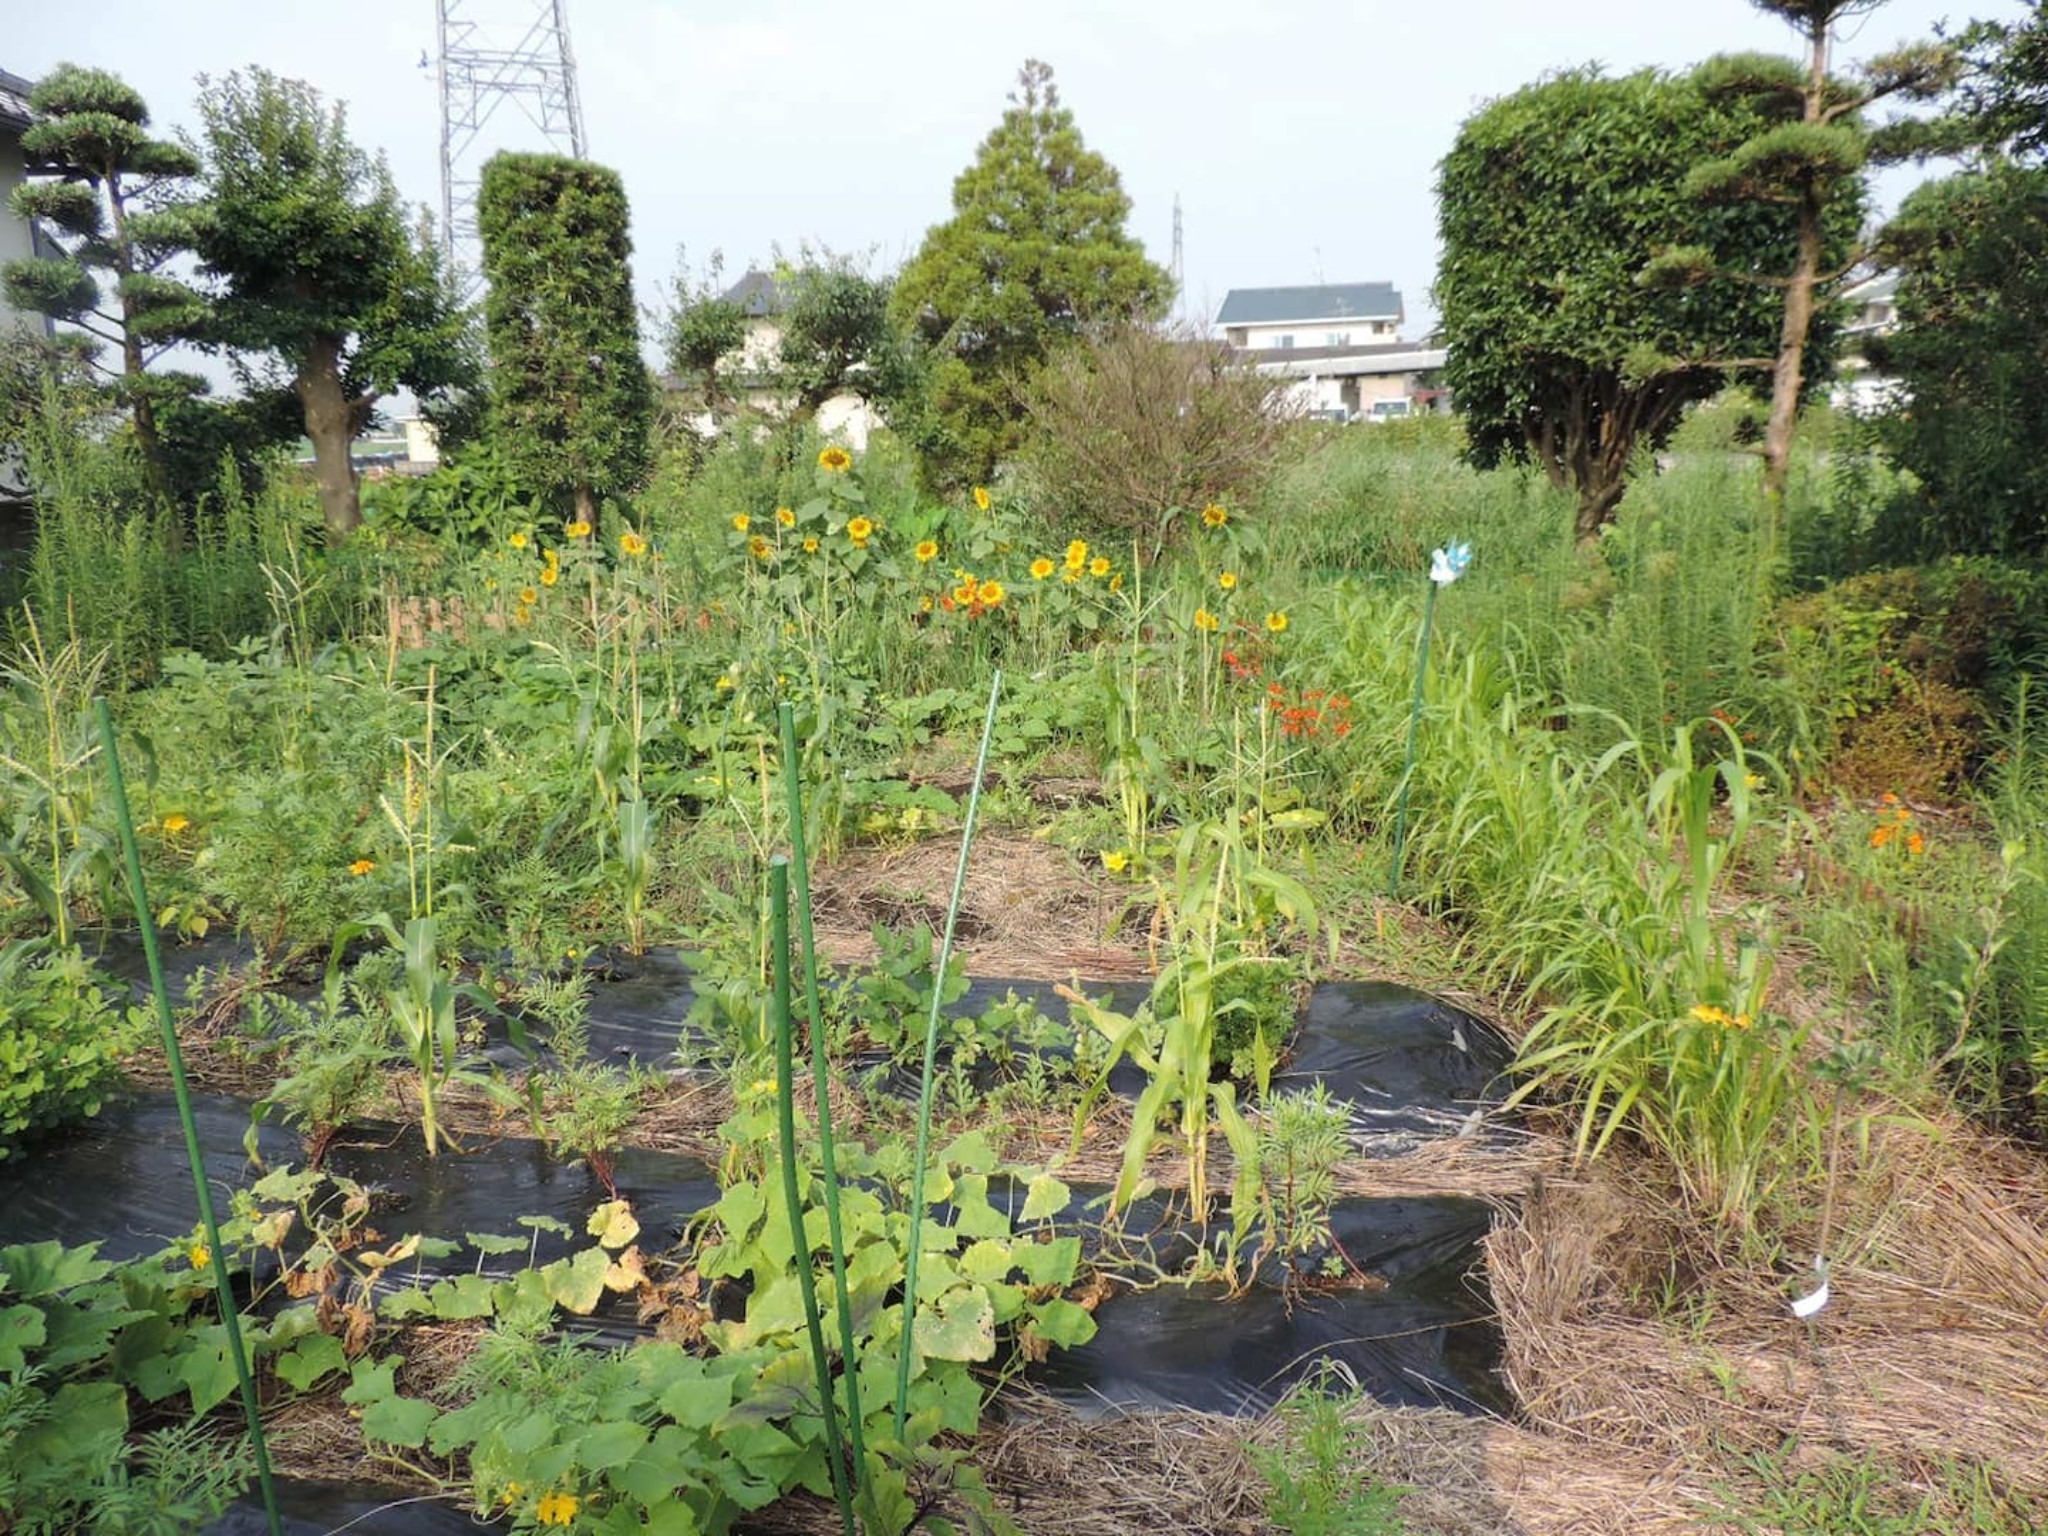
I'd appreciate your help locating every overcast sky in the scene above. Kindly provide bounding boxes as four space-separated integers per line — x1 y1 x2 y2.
10 0 2026 344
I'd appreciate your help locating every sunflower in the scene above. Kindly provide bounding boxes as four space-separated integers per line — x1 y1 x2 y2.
1194 607 1219 632
977 578 1005 606
776 506 796 526
731 513 750 533
1030 557 1055 580
508 531 529 550
1064 539 1089 570
749 536 772 559
565 520 592 538
1088 556 1110 578
520 587 539 605
818 446 853 472
1108 572 1125 593
1219 571 1238 591
915 539 939 563
1201 503 1228 528
540 564 559 586
1265 611 1288 633
847 516 875 545
953 581 977 606
620 532 648 557
803 535 820 554
973 485 991 511
348 858 376 876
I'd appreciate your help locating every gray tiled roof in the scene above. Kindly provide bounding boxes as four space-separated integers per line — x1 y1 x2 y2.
721 270 784 317
1215 282 1403 327
0 68 35 134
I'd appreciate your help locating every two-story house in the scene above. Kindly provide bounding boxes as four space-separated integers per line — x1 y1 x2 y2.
1214 282 1445 422
672 269 882 448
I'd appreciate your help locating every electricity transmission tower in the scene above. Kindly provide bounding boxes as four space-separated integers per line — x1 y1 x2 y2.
435 0 589 298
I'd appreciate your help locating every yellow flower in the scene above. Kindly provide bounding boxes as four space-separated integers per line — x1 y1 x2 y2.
818 446 853 472
565 520 592 539
915 539 939 563
954 581 977 606
620 532 648 557
715 674 735 691
188 1242 210 1270
508 532 529 550
973 485 991 511
502 1481 525 1506
919 594 934 613
802 535 820 554
776 506 795 526
1194 607 1219 632
977 578 1005 606
1201 503 1228 528
1219 571 1238 591
535 1492 581 1527
744 536 769 560
1688 1003 1731 1027
1065 539 1089 570
1030 557 1055 580
348 858 376 877
847 516 874 545
731 513 750 533
1732 1013 1754 1030
161 813 191 835
1108 572 1124 593
1089 556 1111 578
1101 850 1128 873
1265 611 1289 633
540 563 559 586
520 587 538 605
1907 831 1926 856
1744 772 1764 790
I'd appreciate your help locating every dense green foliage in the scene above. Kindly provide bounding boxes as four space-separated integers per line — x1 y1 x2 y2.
0 944 139 1162
186 68 471 539
477 153 654 528
891 60 1170 486
1437 62 1854 537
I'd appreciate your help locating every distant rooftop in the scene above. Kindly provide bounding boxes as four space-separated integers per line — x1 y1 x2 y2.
1844 272 1899 306
1216 282 1403 328
0 67 35 134
721 270 784 318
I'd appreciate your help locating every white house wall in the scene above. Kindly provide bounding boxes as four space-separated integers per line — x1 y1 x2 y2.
0 132 36 334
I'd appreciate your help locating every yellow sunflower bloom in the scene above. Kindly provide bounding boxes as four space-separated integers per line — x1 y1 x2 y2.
1265 611 1288 633
1088 556 1111 577
1108 572 1124 593
776 506 796 526
1201 503 1228 527
1219 571 1238 591
508 532 529 550
802 535 821 554
731 513 750 533
1030 557 1055 580
348 858 376 877
520 587 539 605
915 539 939 563
540 563 559 586
978 578 1005 606
847 516 875 545
620 532 648 557
818 446 853 472
565 520 592 538
1065 539 1089 570
749 536 771 559
973 485 991 511
1194 607 1219 632
954 581 978 606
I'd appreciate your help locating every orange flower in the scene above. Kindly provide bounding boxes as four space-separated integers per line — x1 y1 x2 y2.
1907 831 1926 856
348 858 376 876
1869 824 1894 849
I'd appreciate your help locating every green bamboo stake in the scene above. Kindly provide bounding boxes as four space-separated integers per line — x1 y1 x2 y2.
769 858 856 1536
1385 578 1439 897
776 703 867 1483
893 670 1003 1439
94 699 283 1536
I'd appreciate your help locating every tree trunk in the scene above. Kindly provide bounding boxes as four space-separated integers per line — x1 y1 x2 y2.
573 483 598 532
297 334 360 541
1575 477 1627 544
104 171 171 511
1761 15 1833 516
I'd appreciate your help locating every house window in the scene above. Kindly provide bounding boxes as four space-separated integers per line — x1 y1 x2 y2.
1327 332 1350 347
1275 334 1295 349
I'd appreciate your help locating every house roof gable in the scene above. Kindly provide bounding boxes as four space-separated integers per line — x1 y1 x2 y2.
1215 282 1403 327
721 269 785 318
0 67 35 134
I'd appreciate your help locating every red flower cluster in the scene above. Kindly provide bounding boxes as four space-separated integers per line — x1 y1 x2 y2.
1221 647 1263 682
1266 683 1353 739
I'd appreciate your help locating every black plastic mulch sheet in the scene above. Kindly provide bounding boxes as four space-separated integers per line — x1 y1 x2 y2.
205 1479 479 1535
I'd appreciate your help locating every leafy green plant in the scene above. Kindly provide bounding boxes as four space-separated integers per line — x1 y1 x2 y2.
1248 1084 1353 1286
1251 1366 1412 1535
0 941 142 1161
245 988 390 1167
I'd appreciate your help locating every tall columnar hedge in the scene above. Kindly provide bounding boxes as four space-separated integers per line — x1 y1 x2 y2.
477 153 653 526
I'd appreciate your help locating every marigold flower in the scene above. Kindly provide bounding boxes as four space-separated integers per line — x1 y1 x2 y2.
847 516 874 545
1089 556 1111 578
1201 503 1228 528
1219 571 1238 591
1065 539 1089 570
188 1242 210 1270
977 579 1005 606
348 858 376 877
973 485 991 511
1265 611 1289 633
535 1492 581 1526
1030 557 1055 580
1880 792 1901 806
1101 850 1129 873
818 446 853 472
508 532 529 550
749 536 771 559
1194 608 1219 632
1870 824 1894 849
916 539 939 563
731 513 750 533
620 532 648 557
161 813 191 835
1907 831 1926 856
803 536 820 553
565 520 592 538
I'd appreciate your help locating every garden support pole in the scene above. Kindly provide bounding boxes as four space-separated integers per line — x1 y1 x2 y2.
1386 579 1439 896
769 858 857 1536
894 671 1002 1439
777 703 867 1482
93 698 284 1536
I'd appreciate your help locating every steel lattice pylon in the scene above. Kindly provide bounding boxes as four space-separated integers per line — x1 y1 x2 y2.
435 0 589 300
